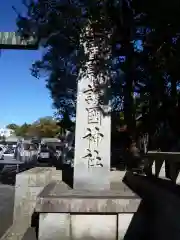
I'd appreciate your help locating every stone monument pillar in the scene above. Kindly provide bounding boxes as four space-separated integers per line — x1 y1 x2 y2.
73 28 111 190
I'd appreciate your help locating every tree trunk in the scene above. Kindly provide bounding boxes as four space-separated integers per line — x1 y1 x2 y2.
122 4 135 140
123 50 135 139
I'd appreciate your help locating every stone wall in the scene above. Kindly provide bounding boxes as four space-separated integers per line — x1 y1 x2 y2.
0 167 62 240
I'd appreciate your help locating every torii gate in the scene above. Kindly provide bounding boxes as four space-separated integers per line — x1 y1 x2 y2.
0 31 38 50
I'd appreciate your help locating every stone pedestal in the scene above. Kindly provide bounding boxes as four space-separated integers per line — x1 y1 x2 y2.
0 167 62 240
35 181 141 240
13 167 61 224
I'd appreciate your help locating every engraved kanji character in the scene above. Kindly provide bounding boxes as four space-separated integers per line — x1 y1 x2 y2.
83 84 103 106
86 107 101 124
83 127 104 148
82 149 103 167
83 85 94 104
93 150 103 167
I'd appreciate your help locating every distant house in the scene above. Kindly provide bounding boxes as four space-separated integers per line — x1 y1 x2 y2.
0 128 14 138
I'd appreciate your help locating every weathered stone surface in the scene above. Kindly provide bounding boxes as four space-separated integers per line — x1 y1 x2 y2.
0 168 62 240
73 31 111 191
11 168 62 239
110 170 126 183
15 167 55 187
13 168 54 222
118 214 133 239
74 76 111 190
71 215 117 240
51 168 62 182
38 213 70 240
36 181 140 213
37 213 147 240
38 213 117 240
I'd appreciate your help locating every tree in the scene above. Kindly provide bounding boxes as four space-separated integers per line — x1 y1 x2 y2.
6 117 61 138
15 123 31 137
27 117 61 138
15 1 123 116
16 0 180 149
6 123 19 131
16 0 86 117
56 110 75 136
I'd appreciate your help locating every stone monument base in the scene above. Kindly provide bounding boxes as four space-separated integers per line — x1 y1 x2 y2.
35 181 143 240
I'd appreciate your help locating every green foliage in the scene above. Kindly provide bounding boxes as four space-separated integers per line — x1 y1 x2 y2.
15 123 31 136
57 110 74 131
15 0 123 116
6 117 61 138
15 0 180 147
6 123 19 132
28 116 60 138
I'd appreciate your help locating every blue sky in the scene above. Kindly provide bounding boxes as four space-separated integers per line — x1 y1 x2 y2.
0 0 54 128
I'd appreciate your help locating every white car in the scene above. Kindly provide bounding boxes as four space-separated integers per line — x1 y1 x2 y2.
3 147 15 158
15 142 38 163
0 147 4 160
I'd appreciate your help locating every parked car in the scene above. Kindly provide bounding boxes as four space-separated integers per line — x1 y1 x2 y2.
0 144 6 151
0 164 20 185
3 147 15 158
37 144 56 165
0 147 4 160
15 141 38 163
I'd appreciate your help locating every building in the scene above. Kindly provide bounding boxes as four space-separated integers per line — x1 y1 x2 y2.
5 136 21 145
0 128 14 138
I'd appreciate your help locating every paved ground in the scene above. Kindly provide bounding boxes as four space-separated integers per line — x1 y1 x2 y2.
0 184 14 238
0 155 19 237
0 155 23 166
22 227 37 240
0 156 36 239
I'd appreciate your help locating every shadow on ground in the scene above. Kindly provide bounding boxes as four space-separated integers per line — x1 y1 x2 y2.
62 164 74 188
122 172 180 239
